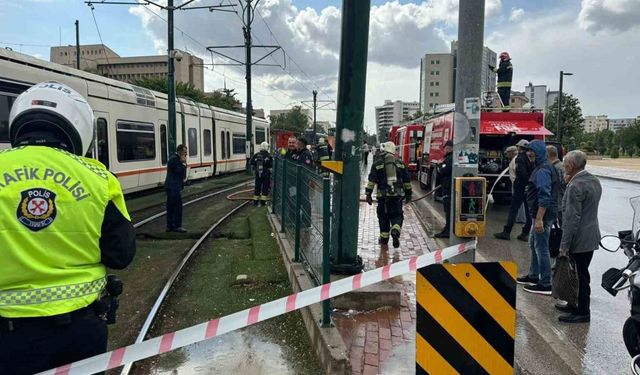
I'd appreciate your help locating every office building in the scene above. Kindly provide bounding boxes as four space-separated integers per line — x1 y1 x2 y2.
583 115 609 133
375 100 420 135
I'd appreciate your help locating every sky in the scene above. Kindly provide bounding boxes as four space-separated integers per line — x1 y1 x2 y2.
1 0 639 134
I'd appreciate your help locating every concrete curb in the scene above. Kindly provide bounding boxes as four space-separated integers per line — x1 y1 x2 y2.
267 214 351 375
589 172 640 184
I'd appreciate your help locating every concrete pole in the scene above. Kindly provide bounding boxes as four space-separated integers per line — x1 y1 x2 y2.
244 0 254 168
167 0 177 153
330 0 371 274
450 0 485 262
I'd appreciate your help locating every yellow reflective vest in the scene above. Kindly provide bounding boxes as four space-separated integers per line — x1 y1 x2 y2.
0 146 130 318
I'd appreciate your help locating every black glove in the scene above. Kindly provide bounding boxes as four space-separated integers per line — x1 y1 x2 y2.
366 195 373 205
405 196 412 204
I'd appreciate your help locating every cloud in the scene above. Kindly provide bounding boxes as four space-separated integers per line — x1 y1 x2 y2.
486 8 640 118
509 8 524 22
578 0 640 33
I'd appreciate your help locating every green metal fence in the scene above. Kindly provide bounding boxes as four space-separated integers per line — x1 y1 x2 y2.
272 158 331 326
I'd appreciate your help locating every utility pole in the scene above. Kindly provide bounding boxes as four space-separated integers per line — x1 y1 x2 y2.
557 70 574 144
449 0 485 262
86 0 233 155
330 0 371 274
302 90 334 144
244 0 253 165
207 0 284 169
75 20 80 70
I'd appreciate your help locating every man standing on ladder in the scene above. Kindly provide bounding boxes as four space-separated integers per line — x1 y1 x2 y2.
490 52 513 110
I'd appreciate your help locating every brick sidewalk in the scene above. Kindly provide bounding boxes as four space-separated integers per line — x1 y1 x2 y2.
333 164 435 375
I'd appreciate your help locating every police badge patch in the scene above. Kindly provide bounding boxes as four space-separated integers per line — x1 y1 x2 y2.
17 188 57 232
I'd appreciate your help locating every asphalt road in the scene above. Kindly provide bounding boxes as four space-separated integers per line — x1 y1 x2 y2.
413 177 640 374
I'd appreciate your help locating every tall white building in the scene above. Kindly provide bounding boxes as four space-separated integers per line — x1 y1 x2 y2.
420 42 496 113
583 115 609 133
524 83 561 113
375 100 420 135
609 118 636 132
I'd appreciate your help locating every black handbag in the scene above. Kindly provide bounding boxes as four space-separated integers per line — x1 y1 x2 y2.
549 221 562 258
552 254 579 307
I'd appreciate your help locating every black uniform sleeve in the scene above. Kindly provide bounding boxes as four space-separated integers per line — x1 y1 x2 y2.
100 201 136 270
365 163 379 195
168 155 186 178
515 153 529 187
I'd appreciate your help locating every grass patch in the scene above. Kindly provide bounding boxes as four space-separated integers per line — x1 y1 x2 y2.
147 206 321 374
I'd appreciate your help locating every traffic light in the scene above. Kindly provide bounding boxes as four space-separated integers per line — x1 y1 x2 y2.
454 177 487 237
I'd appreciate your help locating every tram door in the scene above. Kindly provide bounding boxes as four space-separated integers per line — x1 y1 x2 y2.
218 127 231 174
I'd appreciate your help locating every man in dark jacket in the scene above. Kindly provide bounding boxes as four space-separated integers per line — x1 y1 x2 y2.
517 140 560 295
495 139 533 241
365 142 412 248
490 52 513 110
435 140 453 238
165 144 188 232
556 150 602 323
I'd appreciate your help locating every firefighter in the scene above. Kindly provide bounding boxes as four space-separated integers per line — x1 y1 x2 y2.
0 82 136 375
365 142 412 248
435 140 453 238
250 141 273 206
316 137 331 162
490 52 513 110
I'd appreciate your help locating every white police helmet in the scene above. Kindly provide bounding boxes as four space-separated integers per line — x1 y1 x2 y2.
382 141 396 154
260 141 269 151
318 137 326 145
9 81 95 156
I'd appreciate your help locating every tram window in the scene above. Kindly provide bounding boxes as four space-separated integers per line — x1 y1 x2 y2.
255 127 266 144
232 133 245 154
203 129 212 156
220 131 226 159
97 118 109 169
188 128 197 156
160 124 168 165
116 121 156 162
0 95 16 143
226 132 231 159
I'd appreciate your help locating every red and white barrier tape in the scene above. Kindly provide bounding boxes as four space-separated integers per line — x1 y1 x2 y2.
39 240 476 375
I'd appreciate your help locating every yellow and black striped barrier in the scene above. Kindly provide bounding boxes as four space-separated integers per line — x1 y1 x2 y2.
416 262 517 374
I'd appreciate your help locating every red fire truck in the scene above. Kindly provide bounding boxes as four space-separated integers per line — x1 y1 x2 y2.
417 110 552 203
395 123 426 173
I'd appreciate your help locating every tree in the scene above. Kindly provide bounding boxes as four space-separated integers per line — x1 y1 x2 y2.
131 77 241 111
409 110 424 121
269 106 309 134
545 94 584 143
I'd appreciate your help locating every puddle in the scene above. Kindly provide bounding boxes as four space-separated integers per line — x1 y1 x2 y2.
379 339 415 375
149 328 296 375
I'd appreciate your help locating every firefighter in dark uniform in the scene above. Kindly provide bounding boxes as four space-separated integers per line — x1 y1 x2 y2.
490 52 513 110
0 82 136 375
295 137 314 229
365 142 412 248
316 137 330 162
435 140 453 238
250 142 273 206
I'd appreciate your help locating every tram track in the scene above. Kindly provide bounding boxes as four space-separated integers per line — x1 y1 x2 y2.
106 181 255 372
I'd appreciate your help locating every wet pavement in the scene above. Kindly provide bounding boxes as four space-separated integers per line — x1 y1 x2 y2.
333 161 435 375
415 175 640 374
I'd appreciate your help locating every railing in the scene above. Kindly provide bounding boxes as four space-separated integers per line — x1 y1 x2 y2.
272 158 331 326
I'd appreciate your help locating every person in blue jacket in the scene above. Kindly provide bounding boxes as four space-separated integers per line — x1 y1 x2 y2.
516 140 560 295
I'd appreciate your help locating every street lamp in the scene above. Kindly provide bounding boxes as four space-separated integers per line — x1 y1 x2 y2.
557 71 574 144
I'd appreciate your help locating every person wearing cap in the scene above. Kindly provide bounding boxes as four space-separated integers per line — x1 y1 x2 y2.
365 141 412 248
495 139 533 241
0 82 136 374
435 140 454 238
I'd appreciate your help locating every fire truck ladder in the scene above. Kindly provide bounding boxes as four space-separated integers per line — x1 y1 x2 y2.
483 91 506 110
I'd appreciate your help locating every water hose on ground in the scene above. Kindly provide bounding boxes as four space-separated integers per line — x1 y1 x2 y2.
358 185 442 203
227 188 256 201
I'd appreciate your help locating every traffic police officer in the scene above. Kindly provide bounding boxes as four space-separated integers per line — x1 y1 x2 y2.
295 137 314 170
365 142 412 248
250 142 273 206
0 82 136 375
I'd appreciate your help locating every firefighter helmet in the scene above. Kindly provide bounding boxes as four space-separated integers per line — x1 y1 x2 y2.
499 52 510 61
9 81 95 156
382 141 396 154
260 142 269 151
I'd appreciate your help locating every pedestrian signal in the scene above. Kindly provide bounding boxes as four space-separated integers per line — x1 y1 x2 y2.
454 177 487 237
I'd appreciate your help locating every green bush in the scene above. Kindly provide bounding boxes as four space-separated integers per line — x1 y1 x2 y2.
611 146 620 159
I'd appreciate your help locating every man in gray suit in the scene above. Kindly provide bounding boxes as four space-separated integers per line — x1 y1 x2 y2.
557 150 602 323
